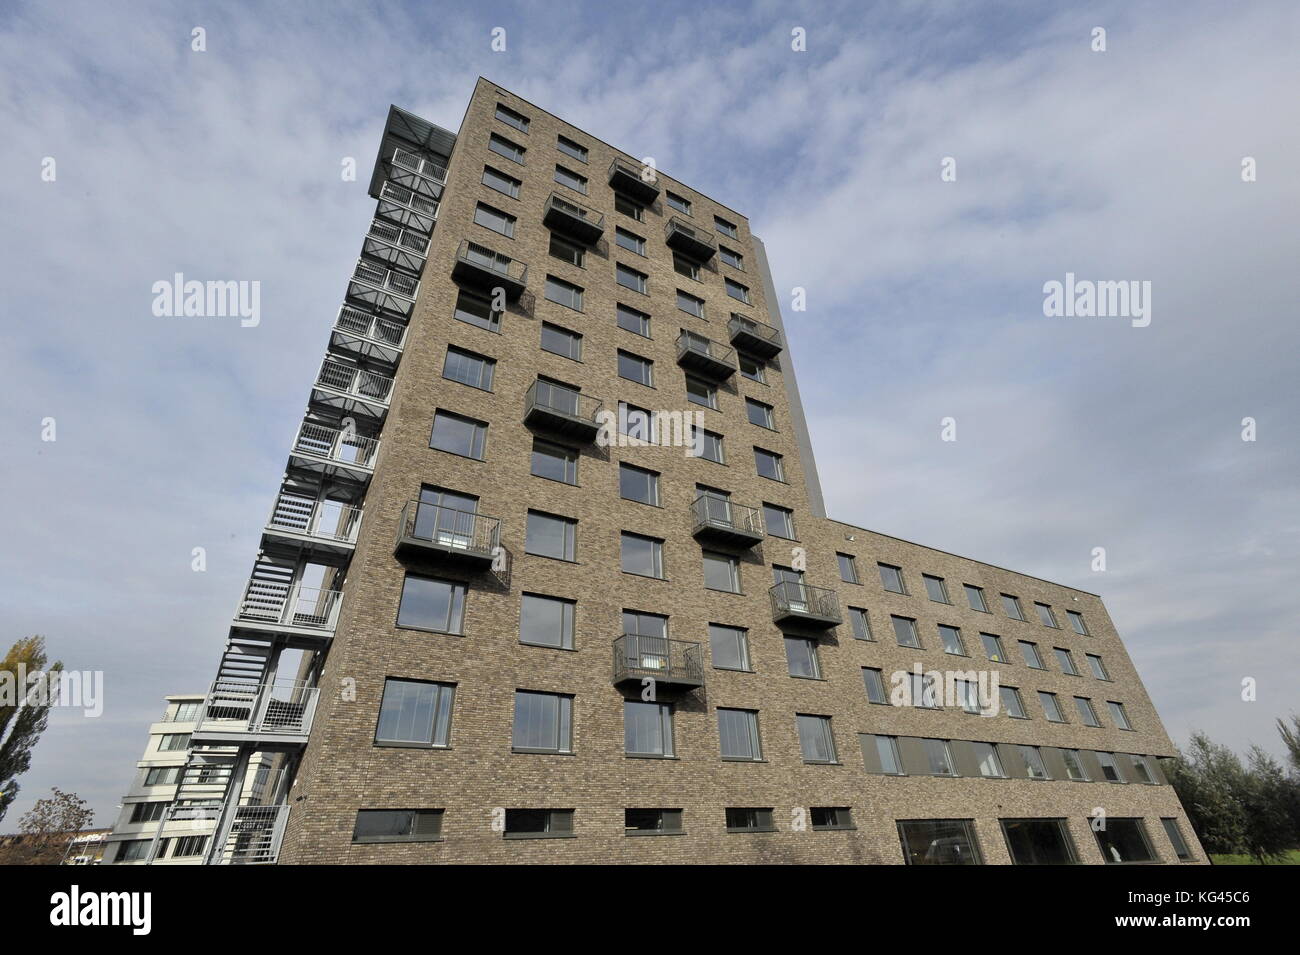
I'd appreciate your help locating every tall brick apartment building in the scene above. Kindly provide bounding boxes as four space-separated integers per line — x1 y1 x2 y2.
158 78 1203 865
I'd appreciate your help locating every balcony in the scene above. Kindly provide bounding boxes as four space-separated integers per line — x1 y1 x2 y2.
395 501 501 567
770 581 843 629
348 259 420 317
265 492 362 551
390 146 447 184
376 180 439 232
608 156 660 205
690 496 764 549
192 679 320 745
543 192 605 244
233 579 343 638
362 217 429 273
613 635 704 689
210 804 290 865
312 358 394 418
290 421 379 481
676 332 736 381
452 240 528 301
331 305 406 364
727 314 783 359
665 216 716 262
523 380 603 443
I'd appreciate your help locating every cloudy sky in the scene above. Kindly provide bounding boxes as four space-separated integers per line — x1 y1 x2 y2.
1 0 1296 826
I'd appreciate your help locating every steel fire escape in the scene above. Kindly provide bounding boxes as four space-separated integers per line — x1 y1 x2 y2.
148 108 456 865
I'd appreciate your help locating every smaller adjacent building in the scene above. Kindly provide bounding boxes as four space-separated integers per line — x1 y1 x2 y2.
62 827 112 864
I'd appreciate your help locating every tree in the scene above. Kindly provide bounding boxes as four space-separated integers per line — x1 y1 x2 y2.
1240 747 1298 864
1277 713 1300 775
0 636 63 823
0 787 93 865
1164 731 1250 855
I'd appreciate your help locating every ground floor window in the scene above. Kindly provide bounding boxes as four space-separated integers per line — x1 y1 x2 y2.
1001 817 1078 864
897 819 982 865
1094 817 1157 863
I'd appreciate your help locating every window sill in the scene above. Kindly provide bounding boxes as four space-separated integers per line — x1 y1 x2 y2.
374 741 452 750
625 753 678 760
511 749 575 756
626 830 685 837
721 757 767 764
353 837 444 845
503 832 577 840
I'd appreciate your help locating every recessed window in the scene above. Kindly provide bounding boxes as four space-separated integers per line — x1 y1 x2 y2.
837 552 859 583
1035 602 1060 628
1001 818 1077 864
898 819 981 865
614 192 644 221
624 700 674 757
376 679 455 746
692 427 725 464
512 691 573 754
396 575 466 634
718 708 763 761
810 807 853 831
725 808 774 832
964 584 989 612
144 767 180 786
719 246 744 270
1161 818 1193 860
531 438 577 485
130 802 168 824
494 103 529 132
618 463 660 506
618 402 656 442
1054 647 1079 675
481 165 521 198
1086 653 1110 680
616 302 651 336
352 809 444 844
616 263 648 294
784 637 821 679
617 350 654 386
754 447 785 481
1000 593 1024 620
923 575 950 604
862 667 888 704
1067 610 1089 635
1096 751 1125 782
504 809 573 839
891 615 921 648
621 532 664 578
157 733 190 752
919 738 955 776
708 624 750 671
1108 701 1133 730
714 215 738 238
525 510 577 561
980 632 1006 662
548 232 585 267
955 679 982 714
762 503 795 539
676 289 705 318
666 191 691 214
1019 640 1045 669
1061 748 1089 780
796 714 837 763
703 551 741 593
453 289 502 332
1094 818 1156 864
1074 696 1101 727
1130 754 1156 784
539 322 581 360
554 164 587 194
909 673 940 709
865 734 904 775
745 398 775 429
543 275 583 311
685 375 718 410
615 227 645 256
848 607 873 640
878 563 906 594
473 202 516 237
519 593 575 650
738 352 766 382
1019 745 1051 779
429 410 487 459
114 841 151 862
487 132 525 164
973 742 1005 777
1001 685 1027 719
556 135 588 163
442 346 495 391
938 624 966 655
672 252 700 281
1039 691 1066 723
724 278 750 303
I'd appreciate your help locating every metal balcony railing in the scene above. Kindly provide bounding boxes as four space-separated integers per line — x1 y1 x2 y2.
769 581 843 627
366 217 430 257
197 679 321 738
235 579 343 632
665 216 717 261
378 180 440 219
334 305 407 350
267 492 362 545
453 239 528 299
675 332 737 379
390 147 448 183
316 358 394 406
524 380 603 440
396 501 501 563
352 259 420 300
691 496 764 542
212 804 290 865
543 191 605 244
727 313 783 358
608 156 661 204
613 634 704 688
293 421 379 470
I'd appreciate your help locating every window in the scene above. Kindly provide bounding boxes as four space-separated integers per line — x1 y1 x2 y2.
537 324 581 362
866 734 904 775
1061 748 1089 780
666 191 691 214
1039 691 1066 723
1074 696 1101 727
1019 745 1051 779
443 346 495 391
1162 819 1193 860
862 667 888 704
615 227 645 256
849 607 873 640
738 352 766 382
922 739 956 775
531 439 577 485
1086 653 1110 680
614 192 644 221
512 691 573 754
618 463 659 506
115 841 151 862
714 215 738 238
676 289 705 318
624 701 674 757
878 563 906 594
810 807 853 831
754 448 785 481
504 809 573 839
396 575 466 634
709 624 750 671
487 132 525 164
1094 818 1156 864
171 702 202 722
544 275 583 311
1053 647 1079 675
785 638 821 679
1001 685 1027 719
725 808 774 832
1000 593 1024 620
548 232 585 267
1019 640 1045 669
703 551 741 593
519 594 575 650
1001 818 1077 865
746 398 775 429
353 809 444 844
554 164 587 194
692 427 725 463
980 632 1006 662
909 672 940 708
672 252 699 281
1067 610 1089 635
525 510 577 561
685 375 717 410
1108 701 1133 730
556 134 587 162
376 679 455 746
157 733 189 751
721 278 748 304
955 679 983 714
836 552 859 583
920 574 949 603
130 801 168 823
973 742 1006 777
938 624 966 655
616 263 648 294
481 165 521 198
494 103 529 132
616 302 650 336
898 819 981 865
1130 754 1156 784
621 532 664 578
473 202 516 237
144 767 180 786
1096 751 1125 782
170 835 207 858
618 402 656 442
1035 602 1060 628
718 708 763 761
891 615 921 648
964 584 989 612
763 503 795 539
453 289 502 332
719 246 744 270
429 410 487 459
797 714 837 763
617 350 653 386
625 809 682 835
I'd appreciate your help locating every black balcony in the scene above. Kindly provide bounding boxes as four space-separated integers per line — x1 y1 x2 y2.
523 380 603 443
395 501 500 566
452 240 528 301
770 581 842 629
664 217 716 262
613 635 704 689
727 314 783 359
676 333 736 381
690 497 764 549
608 157 661 205
543 192 605 245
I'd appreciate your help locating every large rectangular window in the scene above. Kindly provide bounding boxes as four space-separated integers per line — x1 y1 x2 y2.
1001 593 1025 620
1094 818 1156 864
443 346 495 391
473 202 516 237
1108 701 1133 730
725 278 750 303
482 165 521 198
616 302 650 336
353 809 444 844
1054 647 1079 675
540 322 582 359
519 594 575 650
396 575 466 634
676 289 705 318
512 691 573 753
525 510 577 561
746 398 776 429
938 624 966 655
980 632 1006 662
621 532 665 578
619 463 660 505
556 135 588 162
878 563 907 594
891 615 921 648
973 742 1005 777
625 809 682 835
703 551 740 593
922 738 956 775
763 503 795 539
785 637 821 679
1039 691 1066 723
487 132 525 164
709 624 750 671
376 679 455 746
544 275 584 311
725 808 774 832
531 439 578 485
1096 751 1125 782
1019 745 1051 779
453 289 502 332
504 809 574 839
717 708 762 761
614 192 644 220
1019 640 1045 669
1035 602 1060 628
1086 653 1110 680
862 667 888 704
616 263 648 294
923 574 950 603
494 103 529 132
1001 818 1077 865
837 553 859 583
796 714 837 764
1061 748 1090 780
1161 818 1193 860
554 164 587 194
692 428 725 464
1074 696 1101 727
429 410 487 459
754 448 785 481
865 734 903 775
964 584 989 612
617 350 654 386
1067 610 1090 635
624 701 674 757
1000 685 1027 719
898 820 982 865
849 607 873 640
